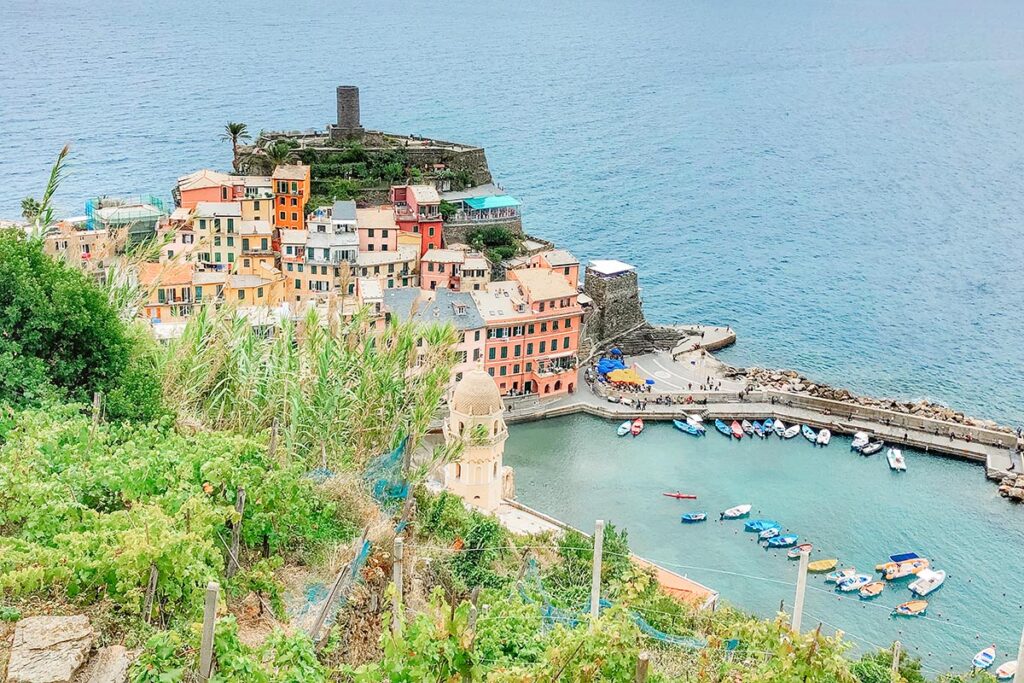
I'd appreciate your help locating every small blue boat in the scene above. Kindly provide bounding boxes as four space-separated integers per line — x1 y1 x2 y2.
766 534 799 548
714 419 732 437
673 419 700 436
744 519 781 533
763 418 774 432
752 421 765 438
681 512 707 523
801 424 817 442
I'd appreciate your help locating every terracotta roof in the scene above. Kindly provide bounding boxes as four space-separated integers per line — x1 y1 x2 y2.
511 268 577 301
177 169 233 191
409 185 440 204
356 206 399 230
138 261 194 287
271 164 309 181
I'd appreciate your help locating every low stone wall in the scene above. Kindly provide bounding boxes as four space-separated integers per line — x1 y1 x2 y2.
442 217 523 248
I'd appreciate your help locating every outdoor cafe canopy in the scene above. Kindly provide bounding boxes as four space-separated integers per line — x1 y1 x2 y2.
607 368 644 385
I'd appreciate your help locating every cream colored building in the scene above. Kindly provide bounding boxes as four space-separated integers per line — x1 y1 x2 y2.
442 368 510 512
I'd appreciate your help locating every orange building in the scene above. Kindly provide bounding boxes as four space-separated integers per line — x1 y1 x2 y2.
472 266 583 397
272 165 311 231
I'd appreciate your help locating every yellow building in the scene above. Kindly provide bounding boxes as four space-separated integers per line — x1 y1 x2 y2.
192 201 242 271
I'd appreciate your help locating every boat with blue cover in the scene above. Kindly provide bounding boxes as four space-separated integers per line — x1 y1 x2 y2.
763 418 774 433
715 419 732 437
681 512 707 523
752 421 765 438
744 519 781 532
766 534 798 548
801 424 817 442
673 419 701 436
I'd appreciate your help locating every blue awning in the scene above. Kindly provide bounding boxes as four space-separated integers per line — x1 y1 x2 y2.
464 195 520 210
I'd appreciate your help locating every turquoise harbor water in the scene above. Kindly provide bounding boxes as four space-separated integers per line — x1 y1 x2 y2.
506 415 1024 674
2 0 1023 424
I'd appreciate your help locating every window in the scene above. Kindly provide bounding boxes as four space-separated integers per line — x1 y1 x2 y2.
428 262 434 272
227 237 234 247
298 264 303 273
167 250 174 259
526 362 532 371
527 343 533 354
564 336 570 349
287 263 293 271
541 322 548 332
368 229 375 237
487 368 494 376
243 259 251 268
261 238 268 250
214 236 221 246
195 286 203 301
237 290 244 301
382 229 388 238
474 331 481 341
513 364 520 373
227 218 234 231
428 227 435 236
500 347 507 359
228 253 234 263
254 200 260 210
473 349 481 361
279 211 286 221
242 239 250 251
291 181 297 193
183 234 194 244
488 348 495 360
157 288 165 303
553 320 559 330
290 197 297 206
499 366 507 376
539 302 545 312
294 279 301 289
528 324 535 334
514 344 521 356
291 212 297 221
214 252 222 262
539 341 546 353
565 318 572 329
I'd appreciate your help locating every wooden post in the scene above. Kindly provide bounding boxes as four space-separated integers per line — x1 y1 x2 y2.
1013 624 1024 683
226 488 246 578
198 581 219 681
309 528 368 642
391 537 404 634
891 641 901 675
792 549 810 633
92 391 102 426
589 520 605 627
635 652 650 682
143 565 159 624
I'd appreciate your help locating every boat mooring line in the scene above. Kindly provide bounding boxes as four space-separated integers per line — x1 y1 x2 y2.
804 585 978 632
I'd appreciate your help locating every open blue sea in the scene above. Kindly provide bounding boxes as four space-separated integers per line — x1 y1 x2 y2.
2 0 1022 424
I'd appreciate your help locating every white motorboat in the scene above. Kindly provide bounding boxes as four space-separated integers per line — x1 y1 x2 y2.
773 419 786 437
887 448 907 471
851 432 870 450
616 421 632 436
721 504 752 519
995 661 1017 680
861 441 884 456
816 429 831 446
783 424 801 439
686 415 705 432
908 568 946 596
837 574 873 592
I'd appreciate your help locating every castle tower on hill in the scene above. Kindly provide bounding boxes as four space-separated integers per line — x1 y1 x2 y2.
442 367 509 512
331 85 364 140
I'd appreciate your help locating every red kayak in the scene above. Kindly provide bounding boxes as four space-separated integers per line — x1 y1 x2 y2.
662 492 697 500
730 420 744 439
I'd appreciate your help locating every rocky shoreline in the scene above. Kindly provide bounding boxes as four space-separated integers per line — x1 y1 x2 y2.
731 366 1016 434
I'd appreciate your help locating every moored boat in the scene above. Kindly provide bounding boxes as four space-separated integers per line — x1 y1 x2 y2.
662 492 698 500
816 429 831 446
995 661 1017 680
837 574 873 592
808 558 837 572
752 421 765 438
882 558 930 580
730 420 744 439
788 543 814 559
766 534 799 548
909 568 946 596
773 419 787 437
681 512 707 523
631 418 644 436
721 504 752 519
801 424 817 442
763 418 774 433
859 581 885 599
686 416 706 433
893 600 928 617
783 424 801 439
825 567 857 584
715 419 732 437
887 448 907 471
861 441 884 456
741 419 754 435
617 421 631 436
759 527 781 540
972 646 996 670
673 419 700 436
744 519 781 532
851 432 870 450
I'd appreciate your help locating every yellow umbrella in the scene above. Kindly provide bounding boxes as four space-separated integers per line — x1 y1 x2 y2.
608 368 643 385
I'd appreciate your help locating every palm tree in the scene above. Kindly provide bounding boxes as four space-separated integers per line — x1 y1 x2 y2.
262 140 294 169
20 197 41 223
220 122 250 172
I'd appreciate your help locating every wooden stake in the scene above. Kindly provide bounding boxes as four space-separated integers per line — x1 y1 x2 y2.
589 520 605 627
392 537 404 634
226 488 246 578
792 549 810 633
143 565 158 624
635 652 650 682
92 391 102 426
309 528 368 642
198 581 219 681
891 641 901 674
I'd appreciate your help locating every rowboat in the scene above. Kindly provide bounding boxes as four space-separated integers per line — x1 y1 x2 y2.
816 429 831 446
759 527 781 540
686 416 706 433
909 568 946 596
687 413 704 424
973 646 996 670
893 600 928 617
783 424 801 439
681 512 707 523
763 418 774 432
741 420 754 436
882 558 930 580
788 543 814 559
861 441 884 456
825 567 857 584
808 558 838 572
617 421 631 436
631 418 644 436
995 661 1017 680
837 574 872 592
752 421 765 438
766 534 798 548
721 504 752 519
730 421 744 439
715 419 732 437
744 519 781 533
773 419 787 437
673 419 701 436
801 424 817 442
851 432 870 450
662 492 698 500
859 581 885 599
887 448 907 471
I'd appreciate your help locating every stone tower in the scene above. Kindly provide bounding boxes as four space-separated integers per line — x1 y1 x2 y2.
331 85 364 140
443 368 509 512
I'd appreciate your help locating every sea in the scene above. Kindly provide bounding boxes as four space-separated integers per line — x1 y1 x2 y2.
3 2 1024 669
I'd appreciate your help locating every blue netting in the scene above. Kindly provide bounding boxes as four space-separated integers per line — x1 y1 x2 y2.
288 539 373 631
363 438 410 507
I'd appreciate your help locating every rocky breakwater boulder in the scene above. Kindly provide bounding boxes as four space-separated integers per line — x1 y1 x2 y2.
998 475 1024 502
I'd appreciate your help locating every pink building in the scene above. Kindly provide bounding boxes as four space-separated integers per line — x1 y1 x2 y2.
356 206 399 253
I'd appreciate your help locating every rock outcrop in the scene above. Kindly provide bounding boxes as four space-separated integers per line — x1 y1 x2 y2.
6 616 94 683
